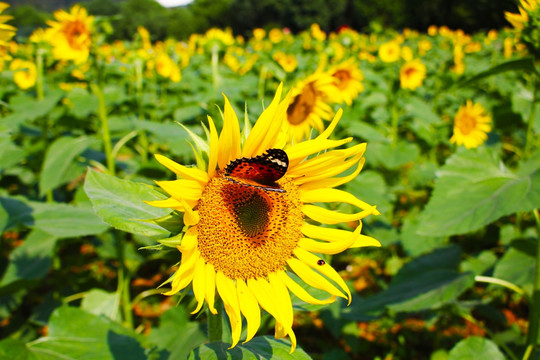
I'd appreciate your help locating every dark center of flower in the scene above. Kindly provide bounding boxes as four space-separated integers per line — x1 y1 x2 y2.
63 20 88 49
457 114 476 135
196 173 304 280
233 190 271 238
333 69 351 90
287 82 317 125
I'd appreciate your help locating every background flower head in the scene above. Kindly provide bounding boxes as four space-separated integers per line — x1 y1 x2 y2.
45 5 93 64
450 100 492 149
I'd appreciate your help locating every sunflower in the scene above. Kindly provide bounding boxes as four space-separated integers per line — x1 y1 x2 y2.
378 40 401 63
273 51 298 73
0 2 16 46
505 0 538 30
285 72 340 142
450 100 491 149
399 59 427 90
45 5 93 64
147 85 380 352
328 58 364 106
10 58 37 89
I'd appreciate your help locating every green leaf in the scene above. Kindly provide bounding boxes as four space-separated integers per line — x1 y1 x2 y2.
147 307 206 360
417 148 540 236
0 230 57 291
39 136 93 196
0 196 109 238
401 214 446 257
447 337 505 360
0 338 37 360
173 105 204 123
456 57 537 88
187 336 312 360
9 90 63 122
66 87 99 119
81 289 120 321
493 247 535 289
345 170 394 215
84 168 171 238
28 306 149 360
366 141 420 169
0 131 25 172
343 246 474 318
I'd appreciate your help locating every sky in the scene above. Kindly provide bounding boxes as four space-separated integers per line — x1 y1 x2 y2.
154 0 193 7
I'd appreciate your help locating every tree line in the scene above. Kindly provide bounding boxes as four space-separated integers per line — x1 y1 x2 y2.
7 0 516 40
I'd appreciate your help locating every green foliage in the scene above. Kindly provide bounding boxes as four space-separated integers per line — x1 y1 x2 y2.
1 8 539 359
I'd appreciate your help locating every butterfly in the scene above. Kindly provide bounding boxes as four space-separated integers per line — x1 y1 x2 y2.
224 148 289 192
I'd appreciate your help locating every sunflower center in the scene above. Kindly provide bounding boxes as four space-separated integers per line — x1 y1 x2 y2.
404 66 417 78
333 69 351 90
287 82 317 125
196 173 303 280
234 191 270 237
456 114 477 135
63 21 88 49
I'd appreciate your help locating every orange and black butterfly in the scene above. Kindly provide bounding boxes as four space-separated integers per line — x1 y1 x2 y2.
224 148 288 192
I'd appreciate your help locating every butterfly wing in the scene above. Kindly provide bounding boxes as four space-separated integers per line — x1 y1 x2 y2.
224 148 289 191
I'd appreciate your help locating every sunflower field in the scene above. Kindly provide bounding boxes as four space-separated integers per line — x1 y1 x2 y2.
1 2 540 360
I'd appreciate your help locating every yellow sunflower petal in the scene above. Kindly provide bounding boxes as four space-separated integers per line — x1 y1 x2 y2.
293 154 363 185
351 234 381 248
154 154 209 184
205 263 218 314
154 179 203 204
302 204 375 224
302 223 356 242
286 138 352 168
144 198 185 211
216 271 242 349
300 188 377 213
180 199 200 226
277 270 336 305
247 278 282 324
218 95 242 170
236 279 261 343
179 226 198 252
268 272 293 330
243 83 288 157
163 249 199 295
298 237 356 255
286 258 347 300
207 115 219 177
191 257 207 314
293 247 351 305
318 108 343 140
300 157 365 191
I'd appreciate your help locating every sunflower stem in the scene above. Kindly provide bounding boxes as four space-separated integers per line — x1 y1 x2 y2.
115 233 134 329
524 208 540 360
207 296 223 343
258 64 268 99
390 98 399 146
91 82 115 175
134 58 148 163
35 47 44 101
211 44 220 90
524 75 539 157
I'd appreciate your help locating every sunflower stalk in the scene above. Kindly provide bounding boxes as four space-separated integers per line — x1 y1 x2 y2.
134 58 149 163
524 75 539 157
207 296 223 343
115 233 134 329
211 44 220 90
524 208 540 360
35 47 44 101
91 82 115 175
